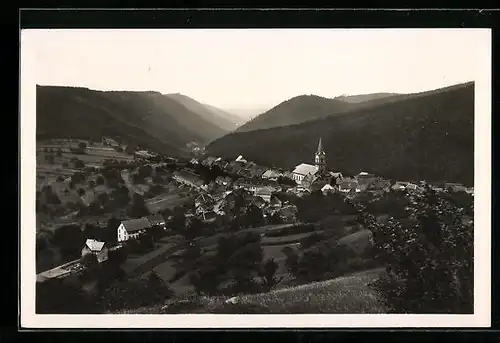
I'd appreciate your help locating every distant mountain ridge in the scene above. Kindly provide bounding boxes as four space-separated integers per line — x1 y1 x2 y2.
36 85 232 156
208 82 475 185
234 91 409 133
337 92 398 104
165 93 244 131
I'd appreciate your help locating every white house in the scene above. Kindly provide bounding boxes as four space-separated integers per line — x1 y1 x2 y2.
321 183 336 195
81 239 108 263
291 163 319 185
117 218 152 243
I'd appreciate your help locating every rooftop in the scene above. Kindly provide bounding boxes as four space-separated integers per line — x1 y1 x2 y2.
85 239 106 252
121 217 151 232
292 163 319 176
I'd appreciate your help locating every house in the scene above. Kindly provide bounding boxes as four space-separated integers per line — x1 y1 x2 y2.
215 175 233 187
201 156 217 168
356 172 376 186
173 170 204 189
195 193 215 213
321 183 336 195
117 218 152 242
81 239 108 263
235 155 248 164
255 187 273 202
147 214 166 228
189 158 199 165
405 183 424 192
391 181 408 191
292 163 319 185
288 186 311 197
445 182 467 192
339 180 360 193
213 158 229 170
249 195 267 209
262 169 282 181
270 194 283 208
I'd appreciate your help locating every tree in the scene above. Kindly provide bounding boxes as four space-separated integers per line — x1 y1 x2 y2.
78 142 87 150
105 217 121 244
128 193 150 218
56 176 65 182
359 187 473 314
52 224 85 261
77 188 86 197
56 148 63 157
297 249 328 282
96 175 105 186
185 217 203 241
244 204 265 228
299 232 324 249
259 258 282 291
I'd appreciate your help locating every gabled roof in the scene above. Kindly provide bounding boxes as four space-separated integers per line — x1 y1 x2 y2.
322 184 335 191
292 163 319 176
256 187 273 196
262 169 281 179
147 214 165 226
121 218 151 232
85 239 106 252
235 155 247 163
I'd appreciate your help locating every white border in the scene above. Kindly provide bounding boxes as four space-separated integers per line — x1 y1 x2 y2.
20 28 491 329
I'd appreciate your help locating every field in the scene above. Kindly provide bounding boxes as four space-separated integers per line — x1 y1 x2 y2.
225 268 386 313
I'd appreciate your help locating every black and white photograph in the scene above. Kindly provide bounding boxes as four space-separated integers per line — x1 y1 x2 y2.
20 27 491 328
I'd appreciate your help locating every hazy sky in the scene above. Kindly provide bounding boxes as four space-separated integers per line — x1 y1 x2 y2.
25 29 486 109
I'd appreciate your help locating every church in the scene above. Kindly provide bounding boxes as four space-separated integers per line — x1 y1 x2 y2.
291 138 328 186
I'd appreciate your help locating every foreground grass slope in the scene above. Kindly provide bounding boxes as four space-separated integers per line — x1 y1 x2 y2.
36 85 229 155
116 268 386 314
208 82 474 185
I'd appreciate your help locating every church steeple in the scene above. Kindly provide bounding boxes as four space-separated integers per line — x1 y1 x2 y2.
314 137 326 173
317 137 324 154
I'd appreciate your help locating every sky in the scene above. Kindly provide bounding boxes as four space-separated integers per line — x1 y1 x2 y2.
24 28 487 111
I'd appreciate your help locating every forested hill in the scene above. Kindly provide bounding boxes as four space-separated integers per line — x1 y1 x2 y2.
208 82 475 185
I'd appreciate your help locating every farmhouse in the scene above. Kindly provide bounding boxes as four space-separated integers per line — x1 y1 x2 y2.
291 164 319 185
117 218 151 242
147 214 166 228
81 239 108 263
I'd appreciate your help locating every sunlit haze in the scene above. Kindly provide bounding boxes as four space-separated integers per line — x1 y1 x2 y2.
25 29 484 111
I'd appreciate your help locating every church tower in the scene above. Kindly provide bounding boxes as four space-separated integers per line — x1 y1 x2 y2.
314 137 327 173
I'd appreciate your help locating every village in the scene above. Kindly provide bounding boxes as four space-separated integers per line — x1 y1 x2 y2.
35 135 474 310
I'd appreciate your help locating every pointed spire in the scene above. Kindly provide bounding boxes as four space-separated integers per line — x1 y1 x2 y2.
317 137 323 153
